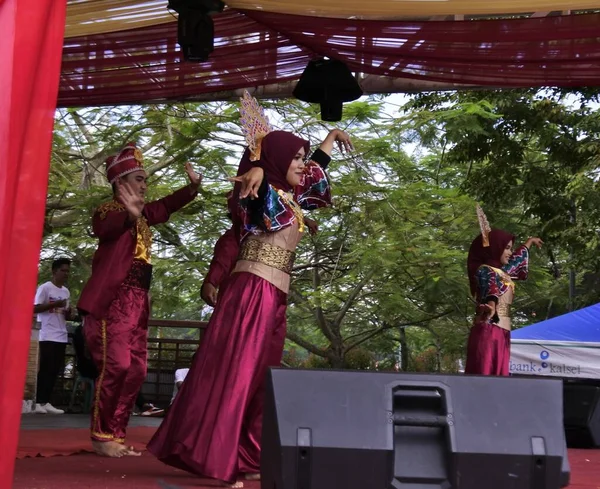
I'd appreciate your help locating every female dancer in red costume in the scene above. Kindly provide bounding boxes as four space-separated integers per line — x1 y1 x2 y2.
465 205 543 376
148 92 352 487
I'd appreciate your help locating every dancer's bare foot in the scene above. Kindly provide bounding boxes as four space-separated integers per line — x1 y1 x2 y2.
220 481 243 488
244 473 260 481
123 445 142 456
91 440 130 457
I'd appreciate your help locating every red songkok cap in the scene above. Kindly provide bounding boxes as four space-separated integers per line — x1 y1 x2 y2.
105 142 145 184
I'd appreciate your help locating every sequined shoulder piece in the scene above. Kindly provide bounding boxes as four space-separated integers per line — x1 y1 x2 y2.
480 264 514 289
96 200 125 220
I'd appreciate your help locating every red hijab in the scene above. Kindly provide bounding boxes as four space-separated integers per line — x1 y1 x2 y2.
228 131 309 235
230 130 309 205
467 228 515 297
258 130 310 192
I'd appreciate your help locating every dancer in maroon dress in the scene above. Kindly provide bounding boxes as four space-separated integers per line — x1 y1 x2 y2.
148 92 352 487
78 142 201 457
465 205 543 376
200 192 319 307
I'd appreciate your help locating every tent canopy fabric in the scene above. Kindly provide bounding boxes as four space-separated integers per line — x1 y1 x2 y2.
224 0 599 18
59 0 600 108
512 303 600 343
59 10 600 108
510 304 600 379
64 0 600 38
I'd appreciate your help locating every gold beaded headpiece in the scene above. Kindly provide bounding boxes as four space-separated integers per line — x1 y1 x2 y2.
239 90 274 161
476 204 492 247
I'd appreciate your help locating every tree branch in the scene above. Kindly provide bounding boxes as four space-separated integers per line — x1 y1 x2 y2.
285 330 327 357
312 247 337 343
154 224 199 262
344 309 453 353
333 269 376 327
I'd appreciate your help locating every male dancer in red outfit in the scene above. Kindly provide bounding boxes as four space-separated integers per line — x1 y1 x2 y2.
78 142 201 457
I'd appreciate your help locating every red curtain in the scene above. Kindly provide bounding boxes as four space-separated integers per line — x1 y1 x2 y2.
0 0 67 485
59 10 600 107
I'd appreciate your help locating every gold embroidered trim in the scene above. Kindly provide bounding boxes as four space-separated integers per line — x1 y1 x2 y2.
91 319 112 441
133 216 152 262
133 147 144 166
276 189 305 233
497 303 511 318
238 239 295 274
97 200 125 220
91 431 124 444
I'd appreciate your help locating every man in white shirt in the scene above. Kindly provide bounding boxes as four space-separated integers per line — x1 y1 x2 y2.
171 368 190 405
33 258 73 414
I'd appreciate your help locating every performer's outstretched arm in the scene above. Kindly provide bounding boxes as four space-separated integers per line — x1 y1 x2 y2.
317 128 353 158
144 163 201 226
504 237 543 281
93 163 201 239
296 129 352 210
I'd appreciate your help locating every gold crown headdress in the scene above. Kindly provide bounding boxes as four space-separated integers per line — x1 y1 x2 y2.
240 90 274 161
476 204 492 247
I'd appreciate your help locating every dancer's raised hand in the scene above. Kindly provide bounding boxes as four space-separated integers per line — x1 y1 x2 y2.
333 129 354 153
525 237 544 249
229 167 264 199
116 180 144 220
318 128 354 156
185 162 202 190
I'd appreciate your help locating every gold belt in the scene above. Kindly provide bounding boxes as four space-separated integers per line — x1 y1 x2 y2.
238 239 296 274
497 303 511 318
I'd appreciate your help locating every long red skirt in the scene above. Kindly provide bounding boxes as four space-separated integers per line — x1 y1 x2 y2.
464 321 511 376
147 272 287 483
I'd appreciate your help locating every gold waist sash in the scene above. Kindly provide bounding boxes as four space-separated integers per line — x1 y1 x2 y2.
238 239 296 274
497 303 511 318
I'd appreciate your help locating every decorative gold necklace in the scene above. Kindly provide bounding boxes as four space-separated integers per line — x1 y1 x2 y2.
277 189 305 233
488 266 515 289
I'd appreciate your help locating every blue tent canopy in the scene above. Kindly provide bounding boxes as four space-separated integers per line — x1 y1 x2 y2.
512 303 600 342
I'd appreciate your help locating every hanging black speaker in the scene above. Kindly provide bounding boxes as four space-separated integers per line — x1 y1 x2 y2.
293 58 363 122
168 0 225 62
176 10 215 62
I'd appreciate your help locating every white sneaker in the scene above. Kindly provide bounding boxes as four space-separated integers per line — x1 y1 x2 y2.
33 403 48 414
42 403 64 415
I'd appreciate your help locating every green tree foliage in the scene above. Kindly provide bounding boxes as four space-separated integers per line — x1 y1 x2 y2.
403 88 600 314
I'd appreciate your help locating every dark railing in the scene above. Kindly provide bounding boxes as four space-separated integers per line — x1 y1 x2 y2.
32 319 207 409
142 319 207 406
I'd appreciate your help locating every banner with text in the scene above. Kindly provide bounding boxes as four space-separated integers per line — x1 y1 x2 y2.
510 340 600 379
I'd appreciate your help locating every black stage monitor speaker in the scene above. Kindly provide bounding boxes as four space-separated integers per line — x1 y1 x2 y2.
563 381 600 448
261 369 570 489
